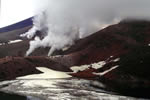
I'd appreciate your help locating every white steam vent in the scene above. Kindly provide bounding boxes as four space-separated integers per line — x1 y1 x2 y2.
21 0 150 56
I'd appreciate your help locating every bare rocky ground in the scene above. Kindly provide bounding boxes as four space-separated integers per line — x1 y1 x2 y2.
0 19 150 99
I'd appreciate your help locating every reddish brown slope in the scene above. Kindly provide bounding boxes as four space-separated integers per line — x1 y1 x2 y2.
0 19 150 98
63 19 150 65
0 56 71 81
61 19 150 98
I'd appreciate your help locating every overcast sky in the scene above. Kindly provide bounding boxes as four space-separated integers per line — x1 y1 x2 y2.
0 0 35 28
1 0 150 28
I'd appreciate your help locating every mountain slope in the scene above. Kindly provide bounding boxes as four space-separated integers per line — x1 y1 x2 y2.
61 19 150 98
0 19 150 98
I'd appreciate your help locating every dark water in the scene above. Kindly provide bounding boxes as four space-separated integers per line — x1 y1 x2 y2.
0 91 43 100
0 91 27 100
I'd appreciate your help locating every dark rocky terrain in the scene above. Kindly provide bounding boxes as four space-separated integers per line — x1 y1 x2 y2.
63 19 150 98
0 19 150 99
0 18 32 43
0 18 52 58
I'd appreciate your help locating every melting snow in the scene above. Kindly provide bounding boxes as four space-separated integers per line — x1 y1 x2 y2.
62 46 70 51
70 61 106 73
17 67 71 88
0 39 23 46
8 39 23 44
19 80 56 88
113 58 120 62
0 78 137 100
92 61 106 69
110 56 113 58
70 65 90 73
17 67 71 79
0 43 5 46
93 65 119 76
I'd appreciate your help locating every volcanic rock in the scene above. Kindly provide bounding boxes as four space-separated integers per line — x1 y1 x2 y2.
0 19 150 98
0 56 71 81
62 19 150 98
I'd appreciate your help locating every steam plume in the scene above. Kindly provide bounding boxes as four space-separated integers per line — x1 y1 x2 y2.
21 0 150 56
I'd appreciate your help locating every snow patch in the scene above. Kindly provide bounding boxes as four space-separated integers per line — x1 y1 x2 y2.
92 61 106 69
8 39 23 44
17 67 71 79
113 58 120 62
16 67 71 88
70 65 90 73
0 43 5 46
70 61 106 73
62 46 70 51
19 80 56 88
93 65 119 76
110 56 113 58
0 39 22 46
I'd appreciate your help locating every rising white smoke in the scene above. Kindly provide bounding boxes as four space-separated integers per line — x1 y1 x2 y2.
21 0 150 56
